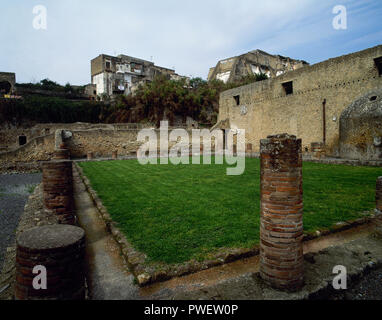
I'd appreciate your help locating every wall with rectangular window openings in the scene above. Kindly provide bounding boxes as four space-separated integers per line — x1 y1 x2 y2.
218 45 382 157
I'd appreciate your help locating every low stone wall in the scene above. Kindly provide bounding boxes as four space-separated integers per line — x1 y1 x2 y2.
67 129 141 158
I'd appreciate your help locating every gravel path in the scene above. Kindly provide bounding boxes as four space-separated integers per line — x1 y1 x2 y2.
328 266 382 300
0 173 42 270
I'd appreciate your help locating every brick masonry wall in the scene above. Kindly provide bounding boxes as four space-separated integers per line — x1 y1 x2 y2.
260 134 304 291
15 225 86 300
219 45 382 158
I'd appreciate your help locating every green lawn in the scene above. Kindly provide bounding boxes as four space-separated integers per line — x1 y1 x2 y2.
79 158 382 264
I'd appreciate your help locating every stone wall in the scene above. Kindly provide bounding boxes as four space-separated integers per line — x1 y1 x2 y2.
67 129 141 158
218 45 382 158
0 125 195 164
0 122 149 151
0 134 55 163
340 88 382 160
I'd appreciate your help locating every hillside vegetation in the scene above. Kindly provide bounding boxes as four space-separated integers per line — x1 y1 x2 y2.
0 74 267 127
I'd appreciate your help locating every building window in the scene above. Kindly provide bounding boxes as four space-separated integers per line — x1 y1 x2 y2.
18 135 27 146
282 81 293 95
105 61 111 69
233 95 240 106
375 57 382 76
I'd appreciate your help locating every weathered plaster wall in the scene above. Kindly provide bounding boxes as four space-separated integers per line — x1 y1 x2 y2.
218 45 382 158
340 89 382 160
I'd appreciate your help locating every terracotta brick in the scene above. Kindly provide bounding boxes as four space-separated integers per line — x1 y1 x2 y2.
15 225 86 300
42 161 75 225
259 134 304 291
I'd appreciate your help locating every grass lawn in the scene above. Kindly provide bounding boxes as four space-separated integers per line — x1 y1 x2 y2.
79 158 382 264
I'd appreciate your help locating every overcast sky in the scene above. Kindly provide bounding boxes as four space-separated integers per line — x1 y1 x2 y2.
1 0 381 85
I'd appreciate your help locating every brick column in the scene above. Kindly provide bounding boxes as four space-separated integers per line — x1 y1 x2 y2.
42 160 75 225
53 149 70 160
112 150 118 160
376 177 382 212
246 143 253 153
15 225 86 300
311 142 325 159
376 177 382 233
260 134 304 291
87 152 94 160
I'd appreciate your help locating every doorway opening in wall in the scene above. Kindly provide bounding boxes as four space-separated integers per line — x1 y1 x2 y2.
375 57 382 76
233 95 240 106
222 129 227 150
0 81 12 95
18 136 27 146
282 81 293 95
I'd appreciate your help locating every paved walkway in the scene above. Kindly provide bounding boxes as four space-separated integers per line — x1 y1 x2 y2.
73 168 140 300
73 164 382 300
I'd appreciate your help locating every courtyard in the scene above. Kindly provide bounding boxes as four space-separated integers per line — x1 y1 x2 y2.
79 158 382 265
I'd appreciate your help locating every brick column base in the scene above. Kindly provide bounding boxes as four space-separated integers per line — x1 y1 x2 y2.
260 134 304 291
42 160 75 225
112 150 118 160
87 152 94 160
15 225 86 300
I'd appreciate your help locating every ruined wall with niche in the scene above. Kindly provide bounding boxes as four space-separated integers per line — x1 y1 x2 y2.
340 89 382 160
218 45 382 158
0 122 150 151
0 125 197 164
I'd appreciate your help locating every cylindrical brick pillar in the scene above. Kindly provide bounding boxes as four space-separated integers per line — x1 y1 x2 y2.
246 143 253 153
260 134 304 291
376 177 382 212
15 225 86 300
87 152 94 160
42 161 75 225
53 149 70 160
233 144 237 155
112 150 118 160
